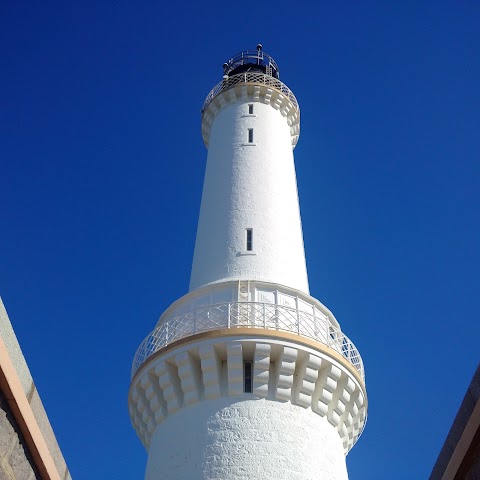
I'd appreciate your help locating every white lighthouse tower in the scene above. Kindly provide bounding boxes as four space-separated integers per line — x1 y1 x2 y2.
129 46 367 480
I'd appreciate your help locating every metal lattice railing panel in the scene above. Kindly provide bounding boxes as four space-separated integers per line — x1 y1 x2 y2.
132 302 364 380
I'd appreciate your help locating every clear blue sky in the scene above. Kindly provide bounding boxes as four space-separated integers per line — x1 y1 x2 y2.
1 2 479 479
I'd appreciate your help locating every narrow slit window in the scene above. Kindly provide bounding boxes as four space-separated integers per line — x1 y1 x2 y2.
246 228 253 251
248 104 254 114
244 362 253 393
248 128 254 143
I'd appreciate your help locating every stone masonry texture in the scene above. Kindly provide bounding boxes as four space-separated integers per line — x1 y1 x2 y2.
0 389 40 480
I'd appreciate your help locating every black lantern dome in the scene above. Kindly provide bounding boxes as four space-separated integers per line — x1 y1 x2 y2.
222 44 280 79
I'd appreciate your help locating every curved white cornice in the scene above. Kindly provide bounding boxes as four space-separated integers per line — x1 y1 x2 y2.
129 333 367 455
201 73 300 149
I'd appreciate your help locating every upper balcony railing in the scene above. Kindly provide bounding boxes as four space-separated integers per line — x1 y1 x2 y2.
131 301 364 380
223 50 280 77
201 72 299 116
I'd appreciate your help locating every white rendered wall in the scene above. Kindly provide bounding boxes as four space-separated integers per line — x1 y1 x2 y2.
145 397 348 480
190 99 309 294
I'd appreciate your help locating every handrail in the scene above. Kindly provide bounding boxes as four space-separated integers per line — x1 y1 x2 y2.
201 72 299 116
223 50 279 76
131 301 364 380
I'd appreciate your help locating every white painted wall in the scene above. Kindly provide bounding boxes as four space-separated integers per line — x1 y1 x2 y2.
190 98 309 294
145 397 348 480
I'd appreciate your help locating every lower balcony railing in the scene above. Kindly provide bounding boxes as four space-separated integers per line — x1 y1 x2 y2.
131 302 364 380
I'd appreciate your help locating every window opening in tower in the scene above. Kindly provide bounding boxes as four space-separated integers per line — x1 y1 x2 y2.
246 229 253 251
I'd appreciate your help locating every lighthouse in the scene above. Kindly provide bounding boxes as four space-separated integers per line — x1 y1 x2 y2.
129 46 367 480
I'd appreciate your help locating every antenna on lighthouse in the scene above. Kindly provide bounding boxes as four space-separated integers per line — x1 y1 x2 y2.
256 43 263 65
